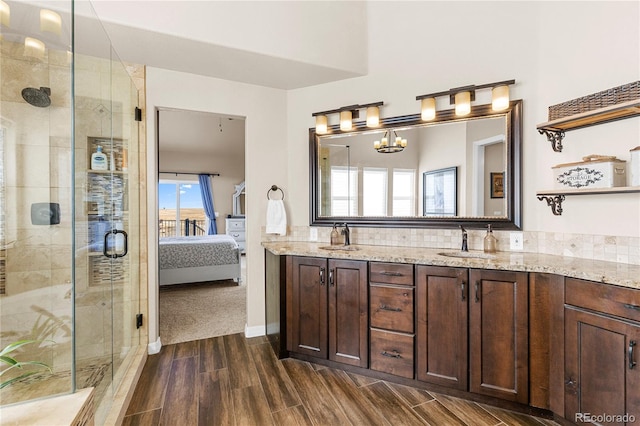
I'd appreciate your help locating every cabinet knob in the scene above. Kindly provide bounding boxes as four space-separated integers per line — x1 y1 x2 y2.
565 377 578 394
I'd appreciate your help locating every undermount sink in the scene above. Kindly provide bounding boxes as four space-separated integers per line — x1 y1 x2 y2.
319 245 360 251
438 251 496 259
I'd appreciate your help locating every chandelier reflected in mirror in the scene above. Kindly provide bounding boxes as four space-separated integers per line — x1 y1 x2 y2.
374 130 407 154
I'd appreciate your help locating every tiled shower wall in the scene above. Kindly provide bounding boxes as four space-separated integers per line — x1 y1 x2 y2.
263 226 640 266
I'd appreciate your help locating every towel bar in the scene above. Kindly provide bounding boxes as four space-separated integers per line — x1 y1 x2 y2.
267 185 285 200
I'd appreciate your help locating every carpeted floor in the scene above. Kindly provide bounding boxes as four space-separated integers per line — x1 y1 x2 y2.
159 279 246 345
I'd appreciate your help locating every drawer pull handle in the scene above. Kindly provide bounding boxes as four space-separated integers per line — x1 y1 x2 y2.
380 271 403 277
475 281 480 303
319 268 325 286
380 304 402 312
624 304 640 312
630 341 637 370
461 281 466 301
381 350 402 359
329 269 334 287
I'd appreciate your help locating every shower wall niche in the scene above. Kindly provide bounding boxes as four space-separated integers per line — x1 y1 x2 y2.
0 1 147 423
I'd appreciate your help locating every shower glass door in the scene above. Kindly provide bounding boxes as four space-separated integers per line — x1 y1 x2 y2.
73 2 141 422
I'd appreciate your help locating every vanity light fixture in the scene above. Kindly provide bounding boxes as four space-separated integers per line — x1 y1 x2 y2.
40 9 62 35
454 90 472 116
366 105 380 127
340 110 353 131
416 79 515 119
312 101 384 134
421 97 436 121
0 0 10 27
315 115 328 134
491 84 510 111
373 130 407 154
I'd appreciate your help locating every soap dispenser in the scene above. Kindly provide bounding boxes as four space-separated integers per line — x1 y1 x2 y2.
330 223 340 245
91 145 108 170
483 224 497 253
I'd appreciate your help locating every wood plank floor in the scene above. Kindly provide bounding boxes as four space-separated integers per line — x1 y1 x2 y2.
124 333 560 426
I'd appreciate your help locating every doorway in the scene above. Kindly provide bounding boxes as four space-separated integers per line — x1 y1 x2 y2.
156 108 246 344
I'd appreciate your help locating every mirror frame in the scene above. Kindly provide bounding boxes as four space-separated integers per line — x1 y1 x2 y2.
309 100 522 229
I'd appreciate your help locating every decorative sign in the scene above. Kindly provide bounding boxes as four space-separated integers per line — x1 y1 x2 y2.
556 167 604 188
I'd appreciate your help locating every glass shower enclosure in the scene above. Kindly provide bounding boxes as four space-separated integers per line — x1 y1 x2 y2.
0 1 144 423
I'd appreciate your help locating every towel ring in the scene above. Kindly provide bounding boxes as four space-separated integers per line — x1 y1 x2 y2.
267 185 285 200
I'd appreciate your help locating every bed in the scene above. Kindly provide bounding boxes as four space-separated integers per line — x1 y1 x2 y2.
159 234 241 286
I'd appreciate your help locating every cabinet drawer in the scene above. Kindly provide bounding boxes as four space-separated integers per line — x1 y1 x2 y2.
227 231 246 241
370 329 414 379
566 278 640 322
370 262 414 286
226 219 245 231
370 285 414 333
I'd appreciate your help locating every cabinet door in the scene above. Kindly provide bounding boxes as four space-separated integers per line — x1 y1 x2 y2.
289 257 328 358
416 265 468 390
328 259 368 367
565 307 640 424
469 269 528 404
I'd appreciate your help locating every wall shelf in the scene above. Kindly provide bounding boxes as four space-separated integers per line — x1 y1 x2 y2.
537 99 640 152
537 186 640 215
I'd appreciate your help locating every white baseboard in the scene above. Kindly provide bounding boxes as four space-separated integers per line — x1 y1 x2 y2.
244 323 266 338
148 337 162 355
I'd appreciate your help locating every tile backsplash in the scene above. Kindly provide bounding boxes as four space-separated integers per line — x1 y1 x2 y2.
262 226 640 266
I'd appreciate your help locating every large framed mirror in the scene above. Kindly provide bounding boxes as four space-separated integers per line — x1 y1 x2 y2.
310 100 522 229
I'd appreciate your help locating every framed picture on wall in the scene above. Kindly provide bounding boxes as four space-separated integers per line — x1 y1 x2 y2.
423 166 457 216
491 172 504 198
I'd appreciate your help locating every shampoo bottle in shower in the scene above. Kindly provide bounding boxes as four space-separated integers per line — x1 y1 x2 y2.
483 224 497 253
91 146 108 170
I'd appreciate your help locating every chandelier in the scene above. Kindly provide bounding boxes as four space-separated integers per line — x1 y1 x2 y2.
374 130 407 154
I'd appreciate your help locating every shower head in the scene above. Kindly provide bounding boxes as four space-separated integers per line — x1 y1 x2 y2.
21 87 51 108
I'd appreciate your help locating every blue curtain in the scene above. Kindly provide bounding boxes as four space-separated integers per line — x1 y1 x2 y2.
198 174 217 234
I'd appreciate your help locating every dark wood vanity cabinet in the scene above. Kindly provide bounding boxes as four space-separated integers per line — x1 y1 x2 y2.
564 278 640 423
266 248 640 423
469 269 529 404
416 265 468 390
287 256 368 367
416 267 529 404
369 262 415 379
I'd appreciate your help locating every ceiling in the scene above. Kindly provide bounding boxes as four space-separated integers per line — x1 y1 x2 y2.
158 109 245 159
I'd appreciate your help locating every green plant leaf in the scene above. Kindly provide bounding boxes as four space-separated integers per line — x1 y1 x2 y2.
0 340 40 357
0 371 38 389
0 355 19 366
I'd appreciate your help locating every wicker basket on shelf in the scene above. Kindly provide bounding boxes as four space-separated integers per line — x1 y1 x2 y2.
548 81 640 121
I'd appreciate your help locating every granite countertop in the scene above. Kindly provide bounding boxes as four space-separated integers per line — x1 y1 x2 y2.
262 241 640 290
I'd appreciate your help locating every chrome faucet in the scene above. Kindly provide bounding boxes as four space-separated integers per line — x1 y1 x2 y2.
460 225 468 252
341 223 351 246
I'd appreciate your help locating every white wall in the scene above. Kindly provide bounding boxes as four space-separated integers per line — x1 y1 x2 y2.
144 1 639 345
287 1 640 237
146 68 287 346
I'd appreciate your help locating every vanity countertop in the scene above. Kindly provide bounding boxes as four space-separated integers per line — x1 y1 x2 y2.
262 241 640 290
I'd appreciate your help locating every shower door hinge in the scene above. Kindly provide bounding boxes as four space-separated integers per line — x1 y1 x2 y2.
134 107 142 122
136 313 143 329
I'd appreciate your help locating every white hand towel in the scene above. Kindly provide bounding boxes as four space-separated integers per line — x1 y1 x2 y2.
266 199 287 236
